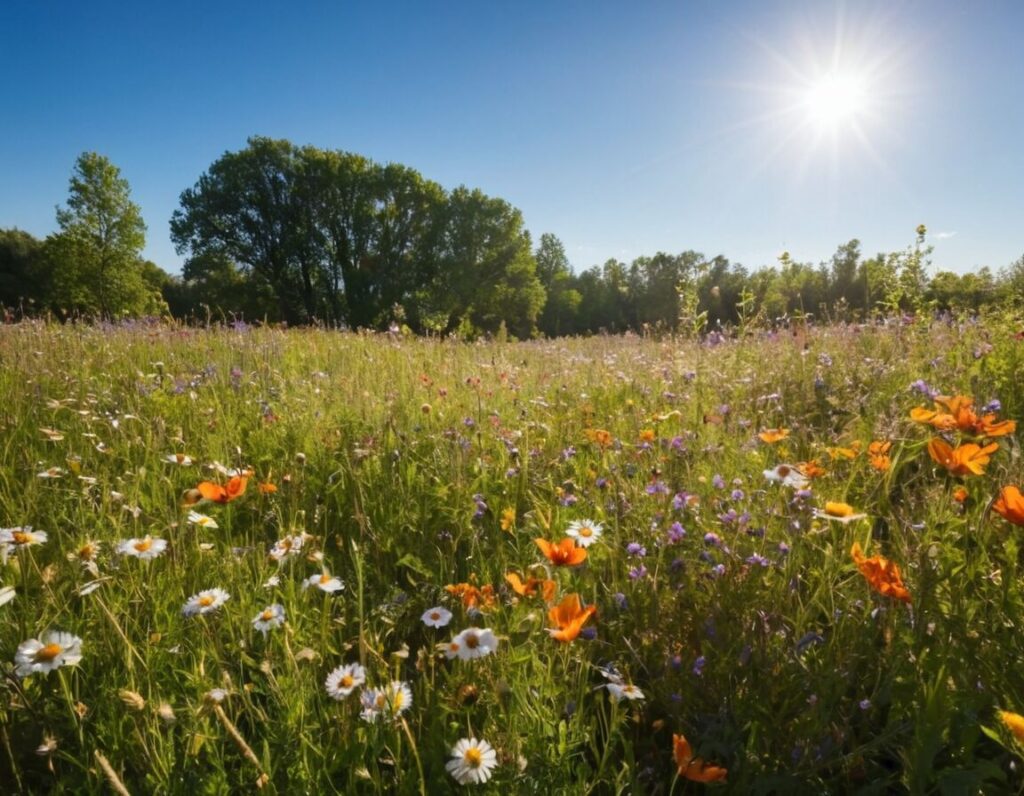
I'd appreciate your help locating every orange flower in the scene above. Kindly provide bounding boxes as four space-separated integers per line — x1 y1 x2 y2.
927 438 998 477
952 486 969 504
850 542 911 604
444 581 496 611
826 441 862 460
993 486 1024 526
257 481 278 495
796 459 826 479
197 475 248 504
534 537 588 567
758 428 790 444
585 428 613 447
868 441 892 472
1000 710 1024 743
505 571 557 603
500 507 516 532
639 428 656 443
673 733 728 783
912 395 1016 438
546 593 596 642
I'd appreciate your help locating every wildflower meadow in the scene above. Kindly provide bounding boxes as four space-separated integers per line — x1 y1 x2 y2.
2 315 1024 794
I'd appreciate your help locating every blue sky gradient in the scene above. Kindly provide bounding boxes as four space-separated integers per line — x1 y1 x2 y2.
3 0 1022 275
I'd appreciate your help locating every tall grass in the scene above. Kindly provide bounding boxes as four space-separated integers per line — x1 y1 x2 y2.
1 315 1023 793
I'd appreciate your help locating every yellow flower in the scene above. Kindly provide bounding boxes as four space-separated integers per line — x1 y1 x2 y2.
1000 710 1024 743
500 507 516 533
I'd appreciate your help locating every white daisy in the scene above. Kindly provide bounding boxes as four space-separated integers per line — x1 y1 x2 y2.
182 588 230 617
14 631 83 677
269 534 304 561
303 572 344 593
1 527 48 548
187 511 219 529
606 682 646 702
359 681 413 722
252 604 285 635
421 606 453 628
325 662 366 699
446 628 499 661
445 737 498 785
566 519 604 547
165 453 194 466
813 501 868 524
117 535 168 560
763 464 810 489
37 467 65 479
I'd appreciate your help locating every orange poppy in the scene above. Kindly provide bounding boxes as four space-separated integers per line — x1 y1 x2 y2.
927 438 998 477
673 733 728 783
868 441 892 472
639 428 656 443
197 475 248 504
1000 710 1024 743
505 571 557 603
850 542 911 604
585 428 613 447
911 395 1016 438
535 537 588 567
993 486 1024 526
952 486 969 504
796 459 826 479
826 441 862 460
758 428 790 444
546 593 596 642
444 581 496 611
257 481 278 495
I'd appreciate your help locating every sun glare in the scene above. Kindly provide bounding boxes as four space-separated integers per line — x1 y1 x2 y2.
803 71 868 129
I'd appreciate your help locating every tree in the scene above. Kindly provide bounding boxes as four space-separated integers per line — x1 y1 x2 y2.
49 152 154 316
535 233 580 336
0 228 47 313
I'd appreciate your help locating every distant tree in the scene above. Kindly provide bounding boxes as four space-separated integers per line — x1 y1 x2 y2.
535 233 580 336
0 228 47 313
48 152 155 317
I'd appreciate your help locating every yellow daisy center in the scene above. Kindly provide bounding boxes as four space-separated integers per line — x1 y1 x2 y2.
340 674 354 688
260 609 275 621
319 574 332 585
198 594 215 607
12 532 30 545
34 643 63 662
430 611 441 621
464 632 480 649
464 747 483 768
134 538 153 552
579 526 593 538
392 690 405 709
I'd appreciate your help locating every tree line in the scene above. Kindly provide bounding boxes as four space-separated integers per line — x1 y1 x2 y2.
2 139 1023 334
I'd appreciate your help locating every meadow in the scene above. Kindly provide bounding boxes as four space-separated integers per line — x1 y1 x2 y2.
2 316 1024 794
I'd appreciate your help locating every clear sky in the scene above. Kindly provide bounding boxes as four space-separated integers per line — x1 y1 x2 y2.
2 0 1022 275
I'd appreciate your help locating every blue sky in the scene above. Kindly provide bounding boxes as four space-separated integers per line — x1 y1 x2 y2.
2 0 1022 275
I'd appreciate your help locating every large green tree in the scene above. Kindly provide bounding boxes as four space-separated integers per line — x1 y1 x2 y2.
49 152 155 317
535 233 581 336
0 228 47 313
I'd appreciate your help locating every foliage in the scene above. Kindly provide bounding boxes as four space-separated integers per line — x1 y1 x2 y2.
47 153 161 318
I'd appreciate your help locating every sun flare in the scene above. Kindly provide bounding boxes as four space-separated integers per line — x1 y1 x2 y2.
803 71 868 129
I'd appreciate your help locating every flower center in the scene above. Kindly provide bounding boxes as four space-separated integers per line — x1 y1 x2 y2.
198 594 215 607
392 690 404 709
320 574 332 585
375 693 387 709
34 643 63 662
464 632 480 649
464 747 483 768
261 609 275 621
134 538 153 552
12 531 30 545
825 502 854 517
579 526 593 538
777 465 791 477
430 611 441 621
340 674 354 688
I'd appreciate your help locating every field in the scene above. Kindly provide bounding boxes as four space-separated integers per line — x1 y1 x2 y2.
2 317 1024 794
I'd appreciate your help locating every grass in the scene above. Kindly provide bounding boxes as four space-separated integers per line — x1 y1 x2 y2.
1 315 1024 793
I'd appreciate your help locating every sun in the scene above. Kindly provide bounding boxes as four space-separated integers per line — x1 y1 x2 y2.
803 70 869 129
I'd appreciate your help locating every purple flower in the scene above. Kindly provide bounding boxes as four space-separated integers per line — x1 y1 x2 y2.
463 417 475 428
472 494 488 520
746 553 769 567
672 492 691 510
712 474 725 489
703 532 722 547
730 489 745 501
859 699 871 711
628 564 648 580
718 509 737 526
669 436 686 452
626 542 647 557
909 379 940 399
982 398 1002 414
580 626 598 641
560 446 576 461
711 564 726 577
560 493 578 507
692 655 706 676
596 477 608 489
646 480 668 495
778 541 791 555
667 522 687 543
613 592 628 610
